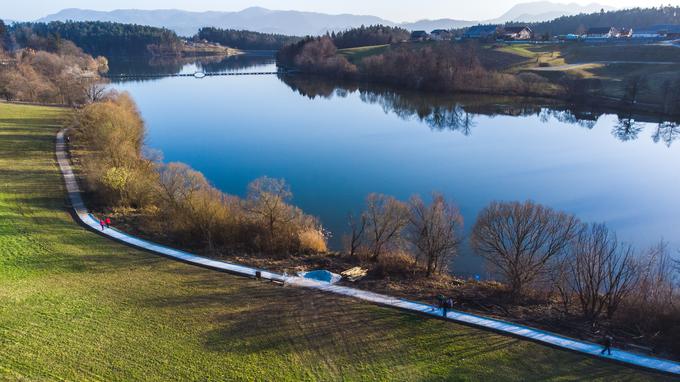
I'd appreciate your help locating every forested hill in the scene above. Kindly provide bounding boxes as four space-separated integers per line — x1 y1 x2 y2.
9 21 182 57
521 6 680 35
196 28 300 50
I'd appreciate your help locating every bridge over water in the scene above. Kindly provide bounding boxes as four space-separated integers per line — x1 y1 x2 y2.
104 70 294 79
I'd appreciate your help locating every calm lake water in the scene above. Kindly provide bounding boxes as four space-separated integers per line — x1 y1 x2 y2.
111 54 680 276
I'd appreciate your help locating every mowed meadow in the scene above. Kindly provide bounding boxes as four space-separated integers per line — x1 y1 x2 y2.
0 102 669 381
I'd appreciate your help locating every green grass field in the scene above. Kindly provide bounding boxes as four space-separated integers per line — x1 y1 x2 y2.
0 102 671 381
338 44 390 63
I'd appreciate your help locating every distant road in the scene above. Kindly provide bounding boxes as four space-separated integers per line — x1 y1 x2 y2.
529 61 679 71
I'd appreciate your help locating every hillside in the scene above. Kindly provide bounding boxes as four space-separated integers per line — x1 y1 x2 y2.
526 6 680 35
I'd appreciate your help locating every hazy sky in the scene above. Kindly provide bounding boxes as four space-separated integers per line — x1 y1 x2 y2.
2 0 677 22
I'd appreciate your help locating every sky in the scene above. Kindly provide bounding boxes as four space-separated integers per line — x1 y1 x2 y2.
2 0 677 22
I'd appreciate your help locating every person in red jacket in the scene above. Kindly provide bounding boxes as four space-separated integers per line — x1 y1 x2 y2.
99 219 105 231
105 217 111 228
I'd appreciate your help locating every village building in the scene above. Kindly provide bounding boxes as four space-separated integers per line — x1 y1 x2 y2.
501 26 533 40
584 27 618 38
430 29 452 41
616 28 633 38
463 25 500 40
410 30 429 41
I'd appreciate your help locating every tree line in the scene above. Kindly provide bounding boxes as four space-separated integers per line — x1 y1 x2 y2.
330 25 411 49
519 6 680 37
7 21 183 57
196 27 301 50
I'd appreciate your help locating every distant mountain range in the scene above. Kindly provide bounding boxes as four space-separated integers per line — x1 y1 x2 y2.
35 2 617 36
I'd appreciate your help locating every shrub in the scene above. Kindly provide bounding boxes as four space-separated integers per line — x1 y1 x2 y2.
298 229 328 254
374 251 416 278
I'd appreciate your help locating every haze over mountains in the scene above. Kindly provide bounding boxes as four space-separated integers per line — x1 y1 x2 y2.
35 2 616 36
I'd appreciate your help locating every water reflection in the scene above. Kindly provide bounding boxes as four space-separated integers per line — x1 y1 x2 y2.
652 121 680 147
107 54 275 83
279 74 680 145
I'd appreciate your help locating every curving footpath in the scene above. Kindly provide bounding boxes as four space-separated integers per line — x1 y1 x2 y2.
56 130 680 376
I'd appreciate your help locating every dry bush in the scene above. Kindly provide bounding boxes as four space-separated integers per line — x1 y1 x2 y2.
298 229 328 254
245 177 327 255
374 250 417 278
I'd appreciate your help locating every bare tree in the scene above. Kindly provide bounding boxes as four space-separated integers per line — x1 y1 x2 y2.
246 176 296 248
629 241 678 320
345 211 367 257
560 223 639 320
84 80 108 103
364 193 409 260
407 193 464 276
471 200 580 297
158 162 209 210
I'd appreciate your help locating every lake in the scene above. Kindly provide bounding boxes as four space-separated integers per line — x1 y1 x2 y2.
110 54 680 276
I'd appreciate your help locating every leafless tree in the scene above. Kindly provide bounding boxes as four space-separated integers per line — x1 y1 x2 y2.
629 241 678 319
471 200 580 297
364 193 410 260
407 193 464 276
560 223 639 320
84 80 108 103
345 211 367 257
246 177 296 246
158 162 209 210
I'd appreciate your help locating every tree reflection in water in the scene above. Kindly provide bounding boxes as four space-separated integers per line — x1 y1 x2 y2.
652 122 680 147
278 74 680 145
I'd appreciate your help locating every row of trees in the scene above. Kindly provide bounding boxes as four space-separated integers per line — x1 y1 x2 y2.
347 194 678 329
525 6 680 36
196 27 301 50
71 92 327 256
346 193 463 277
330 25 410 49
8 21 184 57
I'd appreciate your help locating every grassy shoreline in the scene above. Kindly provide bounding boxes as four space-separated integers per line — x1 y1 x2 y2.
0 102 672 380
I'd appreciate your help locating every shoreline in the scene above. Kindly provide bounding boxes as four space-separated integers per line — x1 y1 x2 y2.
54 127 680 376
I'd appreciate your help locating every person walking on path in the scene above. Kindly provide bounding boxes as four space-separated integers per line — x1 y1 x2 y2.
441 296 452 317
436 295 446 316
601 334 613 356
99 219 105 231
105 217 111 228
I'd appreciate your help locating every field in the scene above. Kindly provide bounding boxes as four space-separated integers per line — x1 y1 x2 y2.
0 102 670 381
338 44 390 63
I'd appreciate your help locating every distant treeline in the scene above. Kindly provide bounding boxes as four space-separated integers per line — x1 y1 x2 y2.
330 25 410 49
519 6 680 36
6 21 183 57
196 27 300 50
